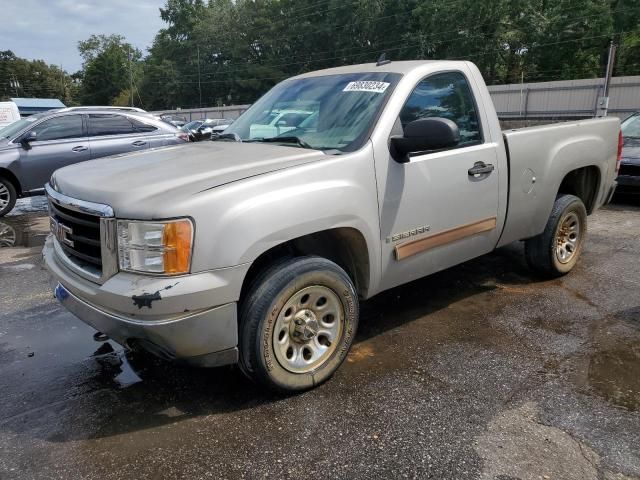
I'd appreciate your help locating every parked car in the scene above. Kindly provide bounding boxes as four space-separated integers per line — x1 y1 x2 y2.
44 60 620 392
160 114 187 128
0 108 188 216
616 112 640 194
0 102 20 129
184 118 235 141
248 109 314 139
209 118 235 137
180 120 203 141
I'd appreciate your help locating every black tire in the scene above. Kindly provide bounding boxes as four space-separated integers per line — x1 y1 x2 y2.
0 177 17 217
239 256 359 392
525 194 587 277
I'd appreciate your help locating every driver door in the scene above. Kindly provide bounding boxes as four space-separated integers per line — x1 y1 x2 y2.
18 114 89 192
378 71 501 291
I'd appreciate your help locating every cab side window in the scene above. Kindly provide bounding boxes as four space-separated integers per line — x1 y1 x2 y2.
129 117 158 133
89 114 137 136
400 72 482 147
30 115 84 141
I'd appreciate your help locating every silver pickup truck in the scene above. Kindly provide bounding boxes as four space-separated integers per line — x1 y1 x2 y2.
43 60 621 392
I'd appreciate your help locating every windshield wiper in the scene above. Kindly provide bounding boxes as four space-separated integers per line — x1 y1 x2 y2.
258 136 314 149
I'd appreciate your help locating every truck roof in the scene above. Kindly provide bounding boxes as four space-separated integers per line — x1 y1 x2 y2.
292 60 473 79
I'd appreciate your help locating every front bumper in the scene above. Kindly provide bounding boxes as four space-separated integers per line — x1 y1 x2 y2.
44 237 250 367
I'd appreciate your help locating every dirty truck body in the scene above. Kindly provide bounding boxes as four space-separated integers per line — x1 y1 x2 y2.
44 61 620 391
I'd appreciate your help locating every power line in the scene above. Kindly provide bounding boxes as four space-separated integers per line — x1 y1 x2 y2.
154 6 634 81
140 27 635 86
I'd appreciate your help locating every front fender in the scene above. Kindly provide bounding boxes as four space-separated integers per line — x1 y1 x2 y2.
0 148 22 180
188 145 382 292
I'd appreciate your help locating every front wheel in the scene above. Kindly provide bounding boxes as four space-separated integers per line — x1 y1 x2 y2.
525 194 587 277
239 257 359 392
0 177 17 217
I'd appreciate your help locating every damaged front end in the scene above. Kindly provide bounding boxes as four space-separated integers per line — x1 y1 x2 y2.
43 184 246 368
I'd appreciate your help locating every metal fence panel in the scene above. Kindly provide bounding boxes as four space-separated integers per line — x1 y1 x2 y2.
488 76 640 120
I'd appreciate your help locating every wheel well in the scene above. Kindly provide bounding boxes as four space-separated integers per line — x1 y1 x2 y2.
240 228 371 301
0 168 22 196
557 166 600 214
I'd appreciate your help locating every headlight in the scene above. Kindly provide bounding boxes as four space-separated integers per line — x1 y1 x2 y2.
117 219 193 275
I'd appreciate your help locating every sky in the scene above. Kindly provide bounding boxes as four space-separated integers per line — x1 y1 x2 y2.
0 0 166 73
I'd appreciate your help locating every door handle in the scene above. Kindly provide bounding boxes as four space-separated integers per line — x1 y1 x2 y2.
468 161 495 176
132 140 147 147
71 146 88 153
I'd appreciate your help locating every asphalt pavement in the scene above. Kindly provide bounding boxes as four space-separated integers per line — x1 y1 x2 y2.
0 196 638 480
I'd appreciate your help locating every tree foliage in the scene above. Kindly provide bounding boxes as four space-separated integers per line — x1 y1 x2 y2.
0 50 77 104
134 0 640 109
4 0 640 109
78 34 142 106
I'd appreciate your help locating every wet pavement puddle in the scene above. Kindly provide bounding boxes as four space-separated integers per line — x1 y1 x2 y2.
570 307 640 412
0 216 49 249
587 344 640 411
92 343 144 389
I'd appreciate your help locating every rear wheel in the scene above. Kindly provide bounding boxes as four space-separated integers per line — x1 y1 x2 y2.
239 256 359 392
525 194 587 277
0 177 17 217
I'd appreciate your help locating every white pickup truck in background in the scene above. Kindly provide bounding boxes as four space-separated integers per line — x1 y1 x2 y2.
44 60 621 392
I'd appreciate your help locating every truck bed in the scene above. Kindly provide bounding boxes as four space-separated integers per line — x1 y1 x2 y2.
497 117 620 247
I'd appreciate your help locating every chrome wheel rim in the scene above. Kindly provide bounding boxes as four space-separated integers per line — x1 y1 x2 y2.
0 183 9 210
555 211 581 264
273 285 344 374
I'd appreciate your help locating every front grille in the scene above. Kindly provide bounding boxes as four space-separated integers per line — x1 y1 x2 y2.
49 201 103 272
619 163 640 177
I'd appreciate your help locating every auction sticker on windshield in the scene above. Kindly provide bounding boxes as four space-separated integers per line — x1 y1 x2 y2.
343 81 390 93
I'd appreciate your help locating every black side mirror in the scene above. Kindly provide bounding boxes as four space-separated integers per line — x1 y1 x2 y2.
20 131 37 150
390 117 460 163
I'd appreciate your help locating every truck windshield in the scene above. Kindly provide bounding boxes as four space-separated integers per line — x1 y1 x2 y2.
223 72 401 152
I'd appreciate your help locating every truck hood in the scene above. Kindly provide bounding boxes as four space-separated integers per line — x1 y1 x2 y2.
52 141 326 217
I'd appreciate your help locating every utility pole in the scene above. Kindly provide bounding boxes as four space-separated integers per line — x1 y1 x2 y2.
129 46 134 107
519 70 524 117
60 64 64 100
10 74 19 97
197 46 202 108
597 40 617 117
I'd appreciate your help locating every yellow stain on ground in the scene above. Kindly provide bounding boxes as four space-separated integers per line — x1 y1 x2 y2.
347 343 375 363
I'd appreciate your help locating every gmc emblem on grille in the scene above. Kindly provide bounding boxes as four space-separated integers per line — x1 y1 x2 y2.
50 217 75 247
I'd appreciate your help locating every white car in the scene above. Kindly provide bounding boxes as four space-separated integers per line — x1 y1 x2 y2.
248 110 314 139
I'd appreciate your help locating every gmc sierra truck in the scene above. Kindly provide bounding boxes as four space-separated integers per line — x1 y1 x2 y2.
43 61 621 392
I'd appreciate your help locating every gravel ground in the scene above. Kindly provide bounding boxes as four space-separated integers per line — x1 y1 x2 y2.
0 196 638 480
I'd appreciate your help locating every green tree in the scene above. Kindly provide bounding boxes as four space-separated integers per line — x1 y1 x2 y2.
78 34 142 105
126 0 640 109
0 50 75 103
